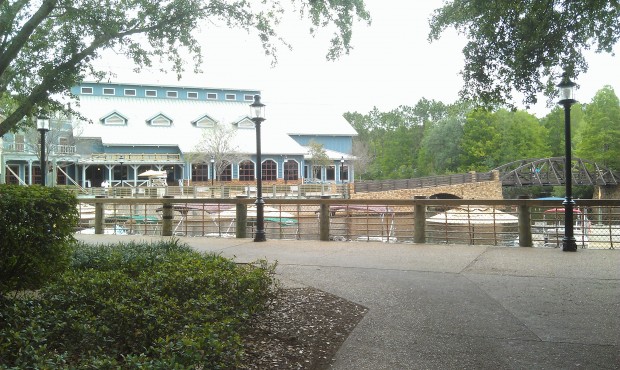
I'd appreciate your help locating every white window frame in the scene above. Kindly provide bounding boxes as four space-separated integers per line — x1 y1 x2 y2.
81 87 93 94
195 118 216 128
124 89 136 96
166 91 178 98
187 91 198 99
103 88 115 95
102 113 127 126
244 94 255 101
207 93 218 100
145 90 157 97
148 114 172 127
225 93 236 101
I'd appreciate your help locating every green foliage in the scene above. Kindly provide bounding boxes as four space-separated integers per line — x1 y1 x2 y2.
429 1 620 106
0 185 78 295
576 86 620 171
0 1 370 137
0 240 276 369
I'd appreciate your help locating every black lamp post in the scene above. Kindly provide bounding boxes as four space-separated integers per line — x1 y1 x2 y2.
340 156 345 183
283 156 288 185
36 115 50 186
250 95 266 242
210 156 215 186
210 156 215 198
119 156 124 187
557 72 578 252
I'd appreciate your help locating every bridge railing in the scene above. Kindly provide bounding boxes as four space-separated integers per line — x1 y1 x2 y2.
77 197 620 249
354 172 495 193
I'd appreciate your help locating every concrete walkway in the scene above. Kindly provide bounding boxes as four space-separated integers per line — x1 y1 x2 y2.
75 234 620 369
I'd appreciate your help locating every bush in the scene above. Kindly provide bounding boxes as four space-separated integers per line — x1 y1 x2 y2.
0 185 78 295
0 240 276 369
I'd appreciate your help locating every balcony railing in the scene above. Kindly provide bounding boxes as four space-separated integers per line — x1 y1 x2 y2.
87 153 182 162
3 143 77 154
76 198 620 249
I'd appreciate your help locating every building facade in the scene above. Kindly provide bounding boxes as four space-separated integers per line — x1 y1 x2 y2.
1 82 356 187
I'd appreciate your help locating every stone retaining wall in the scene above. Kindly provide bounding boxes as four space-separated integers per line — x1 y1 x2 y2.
350 180 503 200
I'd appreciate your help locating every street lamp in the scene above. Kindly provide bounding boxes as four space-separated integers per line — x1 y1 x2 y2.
557 72 578 252
119 156 124 187
210 156 215 186
210 155 215 198
250 95 266 242
283 156 288 185
340 156 345 183
36 115 50 186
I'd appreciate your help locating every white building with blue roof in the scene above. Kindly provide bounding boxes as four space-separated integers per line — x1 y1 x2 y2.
1 81 356 187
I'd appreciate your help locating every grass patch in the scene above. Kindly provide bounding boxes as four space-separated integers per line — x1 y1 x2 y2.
0 239 276 369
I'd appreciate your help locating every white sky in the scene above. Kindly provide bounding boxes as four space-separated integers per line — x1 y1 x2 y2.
95 0 620 119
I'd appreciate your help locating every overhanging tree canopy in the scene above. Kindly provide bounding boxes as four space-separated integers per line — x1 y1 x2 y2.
429 0 620 107
0 0 370 137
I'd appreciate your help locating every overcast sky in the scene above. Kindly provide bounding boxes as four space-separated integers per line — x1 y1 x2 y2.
96 0 620 118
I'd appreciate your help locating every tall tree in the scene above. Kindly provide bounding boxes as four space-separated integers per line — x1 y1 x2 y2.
190 124 241 180
307 140 330 180
0 0 370 137
459 109 502 171
541 104 585 157
429 1 620 107
576 86 620 170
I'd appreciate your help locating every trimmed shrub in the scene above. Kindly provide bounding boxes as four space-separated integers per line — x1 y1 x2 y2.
0 185 78 295
0 240 276 369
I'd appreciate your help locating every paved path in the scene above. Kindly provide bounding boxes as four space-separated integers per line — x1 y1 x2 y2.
75 235 620 369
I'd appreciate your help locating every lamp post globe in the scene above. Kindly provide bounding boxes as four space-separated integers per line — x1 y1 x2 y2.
250 95 266 242
36 115 50 186
557 72 578 252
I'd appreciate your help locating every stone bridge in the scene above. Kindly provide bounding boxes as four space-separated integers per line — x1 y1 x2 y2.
351 157 620 200
351 171 504 200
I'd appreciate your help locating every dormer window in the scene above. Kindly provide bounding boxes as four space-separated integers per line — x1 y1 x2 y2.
244 94 255 101
147 113 172 127
103 88 115 95
187 91 198 99
193 114 217 128
166 91 178 98
145 90 157 97
124 89 136 96
207 93 218 100
225 94 236 101
100 111 128 126
236 117 255 129
81 87 93 94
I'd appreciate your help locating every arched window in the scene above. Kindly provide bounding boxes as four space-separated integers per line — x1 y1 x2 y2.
239 160 255 181
219 161 232 182
262 160 277 181
284 160 299 181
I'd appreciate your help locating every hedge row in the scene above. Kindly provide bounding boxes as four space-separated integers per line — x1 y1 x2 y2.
0 240 276 369
0 185 78 294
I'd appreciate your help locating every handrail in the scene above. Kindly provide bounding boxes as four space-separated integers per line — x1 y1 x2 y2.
77 197 620 249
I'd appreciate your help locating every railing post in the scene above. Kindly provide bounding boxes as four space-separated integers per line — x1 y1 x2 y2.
518 195 532 247
162 195 174 236
236 195 248 238
414 196 426 243
94 195 106 234
320 195 330 241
